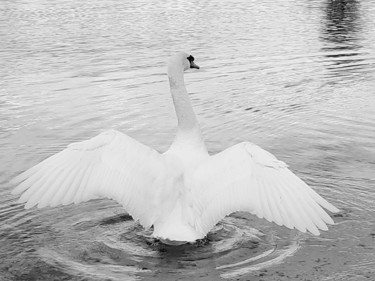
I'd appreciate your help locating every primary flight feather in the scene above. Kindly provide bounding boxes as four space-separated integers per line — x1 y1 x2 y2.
12 52 339 244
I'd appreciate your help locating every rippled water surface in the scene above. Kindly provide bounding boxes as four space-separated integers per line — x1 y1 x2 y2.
1 0 375 280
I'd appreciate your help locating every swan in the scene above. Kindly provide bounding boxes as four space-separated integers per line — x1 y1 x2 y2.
11 52 339 245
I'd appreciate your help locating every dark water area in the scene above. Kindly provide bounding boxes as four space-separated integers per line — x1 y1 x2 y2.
1 0 375 280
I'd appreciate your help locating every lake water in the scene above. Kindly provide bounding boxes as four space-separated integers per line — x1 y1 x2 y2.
1 0 375 280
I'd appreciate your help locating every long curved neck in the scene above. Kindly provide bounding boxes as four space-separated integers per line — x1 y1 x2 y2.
168 65 206 151
168 66 198 131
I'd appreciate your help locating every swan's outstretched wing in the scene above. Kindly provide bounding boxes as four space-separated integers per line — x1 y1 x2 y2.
11 129 167 228
192 142 339 236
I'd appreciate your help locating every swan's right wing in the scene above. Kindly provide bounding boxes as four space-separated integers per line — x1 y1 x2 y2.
191 142 339 236
11 129 168 228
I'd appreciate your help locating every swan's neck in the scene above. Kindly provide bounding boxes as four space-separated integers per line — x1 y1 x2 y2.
168 66 206 152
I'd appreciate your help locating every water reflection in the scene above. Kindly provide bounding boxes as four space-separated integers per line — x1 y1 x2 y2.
322 0 361 47
152 244 221 280
320 0 366 81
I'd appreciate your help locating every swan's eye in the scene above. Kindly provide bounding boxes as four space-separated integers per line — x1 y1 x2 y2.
187 55 195 62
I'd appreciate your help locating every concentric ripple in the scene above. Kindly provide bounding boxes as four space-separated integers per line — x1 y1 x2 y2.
36 206 301 280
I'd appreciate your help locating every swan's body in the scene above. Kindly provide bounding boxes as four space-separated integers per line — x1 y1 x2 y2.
12 52 339 245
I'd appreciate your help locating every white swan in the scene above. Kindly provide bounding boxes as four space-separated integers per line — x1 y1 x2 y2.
12 52 339 245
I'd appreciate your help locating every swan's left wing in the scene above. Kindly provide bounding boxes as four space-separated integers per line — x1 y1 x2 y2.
191 142 339 236
11 129 167 228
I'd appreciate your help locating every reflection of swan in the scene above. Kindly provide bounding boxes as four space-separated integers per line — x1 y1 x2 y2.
12 52 339 245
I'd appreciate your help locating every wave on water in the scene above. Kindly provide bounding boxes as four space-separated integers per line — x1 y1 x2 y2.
34 210 301 280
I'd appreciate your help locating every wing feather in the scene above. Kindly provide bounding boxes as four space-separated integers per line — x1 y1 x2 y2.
12 129 168 228
278 180 307 233
62 167 85 205
263 178 282 226
37 166 72 208
192 142 339 236
277 170 319 234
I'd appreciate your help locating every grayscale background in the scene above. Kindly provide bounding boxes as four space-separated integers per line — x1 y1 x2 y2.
1 0 374 280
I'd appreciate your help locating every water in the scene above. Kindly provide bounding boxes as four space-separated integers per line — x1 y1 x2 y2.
1 0 375 280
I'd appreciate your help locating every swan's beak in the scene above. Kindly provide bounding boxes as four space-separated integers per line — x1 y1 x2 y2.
190 61 200 69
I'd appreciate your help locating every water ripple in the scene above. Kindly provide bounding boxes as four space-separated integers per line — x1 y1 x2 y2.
31 211 302 280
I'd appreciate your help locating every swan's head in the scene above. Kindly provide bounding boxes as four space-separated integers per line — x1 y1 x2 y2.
168 52 200 72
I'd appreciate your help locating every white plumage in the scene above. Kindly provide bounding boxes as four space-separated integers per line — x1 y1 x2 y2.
12 52 339 244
